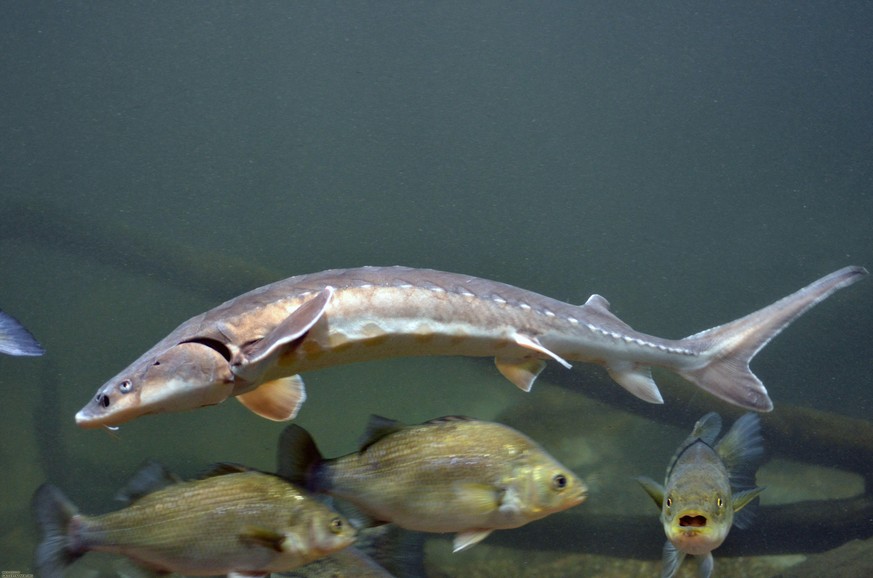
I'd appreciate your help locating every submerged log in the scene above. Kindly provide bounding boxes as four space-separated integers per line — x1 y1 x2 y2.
484 495 873 559
549 366 873 493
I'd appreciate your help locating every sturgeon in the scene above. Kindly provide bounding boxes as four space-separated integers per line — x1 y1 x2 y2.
75 265 867 428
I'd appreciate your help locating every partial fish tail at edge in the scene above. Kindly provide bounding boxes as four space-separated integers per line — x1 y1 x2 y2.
676 266 867 411
32 483 84 577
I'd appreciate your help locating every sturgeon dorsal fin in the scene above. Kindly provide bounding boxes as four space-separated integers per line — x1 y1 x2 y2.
114 460 181 503
584 294 611 310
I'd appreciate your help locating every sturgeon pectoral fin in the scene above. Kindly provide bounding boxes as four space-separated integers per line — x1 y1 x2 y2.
239 286 335 366
453 529 493 553
235 375 307 421
513 333 572 368
495 357 547 391
605 361 663 404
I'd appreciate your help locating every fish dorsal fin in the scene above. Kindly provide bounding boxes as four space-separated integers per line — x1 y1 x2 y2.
114 460 181 503
424 415 475 425
716 413 765 489
359 414 405 450
666 413 722 479
199 462 253 478
232 285 334 365
582 294 635 332
276 424 324 487
236 375 307 421
584 294 611 310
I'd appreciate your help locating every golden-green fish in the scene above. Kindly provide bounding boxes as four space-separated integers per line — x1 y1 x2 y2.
33 462 357 577
279 415 587 552
636 412 765 578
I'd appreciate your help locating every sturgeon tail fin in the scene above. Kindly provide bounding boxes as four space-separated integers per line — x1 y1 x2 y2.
677 266 867 411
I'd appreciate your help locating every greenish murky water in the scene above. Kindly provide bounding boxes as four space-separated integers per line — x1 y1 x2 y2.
1 2 871 576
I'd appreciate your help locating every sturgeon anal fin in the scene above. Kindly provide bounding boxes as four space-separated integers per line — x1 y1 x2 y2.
238 286 335 367
453 529 493 553
495 357 547 391
605 360 663 404
236 375 307 421
512 333 572 369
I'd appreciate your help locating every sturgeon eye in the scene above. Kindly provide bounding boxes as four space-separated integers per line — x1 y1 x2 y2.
552 473 568 491
329 517 344 534
118 380 133 394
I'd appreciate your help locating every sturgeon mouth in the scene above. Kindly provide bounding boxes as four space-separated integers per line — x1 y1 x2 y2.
679 514 707 527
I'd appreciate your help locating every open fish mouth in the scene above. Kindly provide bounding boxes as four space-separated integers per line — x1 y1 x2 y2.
679 514 707 528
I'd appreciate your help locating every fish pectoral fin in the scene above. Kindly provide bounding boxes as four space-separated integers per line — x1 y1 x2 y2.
732 486 765 514
605 361 663 404
513 333 572 369
634 476 665 509
495 357 547 392
453 529 493 553
235 286 334 370
235 375 307 421
454 482 500 514
497 486 524 516
699 552 714 578
239 526 286 552
662 540 686 578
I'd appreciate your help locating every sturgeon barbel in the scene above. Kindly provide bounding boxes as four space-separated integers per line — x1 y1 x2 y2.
75 265 867 428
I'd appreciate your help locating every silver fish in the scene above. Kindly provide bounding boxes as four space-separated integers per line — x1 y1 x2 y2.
75 265 867 427
0 308 44 356
637 413 765 578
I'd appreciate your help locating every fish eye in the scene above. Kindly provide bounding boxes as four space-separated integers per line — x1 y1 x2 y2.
329 517 344 534
118 380 133 394
666 496 673 508
552 473 568 491
717 496 724 509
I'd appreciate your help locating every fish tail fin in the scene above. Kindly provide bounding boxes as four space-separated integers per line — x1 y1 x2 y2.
277 424 329 492
676 266 867 411
0 309 44 356
32 483 85 577
717 412 766 529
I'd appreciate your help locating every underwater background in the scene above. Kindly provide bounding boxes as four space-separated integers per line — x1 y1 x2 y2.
1 2 871 576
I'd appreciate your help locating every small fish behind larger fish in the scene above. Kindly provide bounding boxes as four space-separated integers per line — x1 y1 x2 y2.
32 461 357 577
75 265 867 428
636 412 766 578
